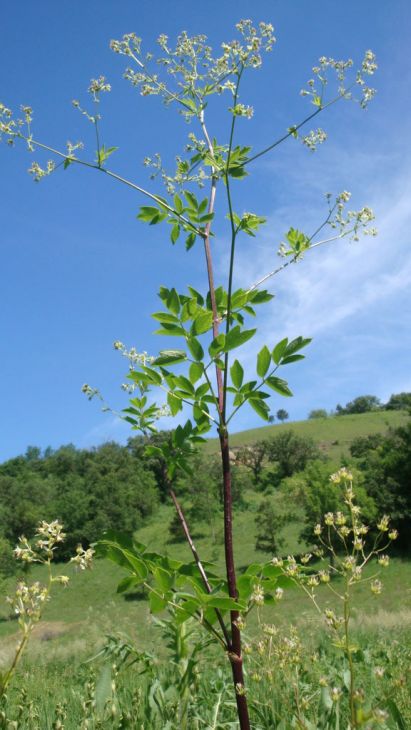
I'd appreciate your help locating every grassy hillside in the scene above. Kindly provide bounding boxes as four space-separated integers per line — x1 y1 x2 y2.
203 409 409 459
0 410 409 670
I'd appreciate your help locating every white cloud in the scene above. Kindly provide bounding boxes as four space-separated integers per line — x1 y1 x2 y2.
230 155 411 355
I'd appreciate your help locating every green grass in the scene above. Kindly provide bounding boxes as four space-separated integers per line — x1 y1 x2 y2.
203 409 409 459
0 409 410 722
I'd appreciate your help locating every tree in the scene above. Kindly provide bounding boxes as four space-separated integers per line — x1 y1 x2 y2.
1 20 379 728
385 392 411 411
308 408 328 419
351 422 411 553
264 430 321 484
255 500 296 553
276 409 289 422
234 442 268 488
336 395 381 415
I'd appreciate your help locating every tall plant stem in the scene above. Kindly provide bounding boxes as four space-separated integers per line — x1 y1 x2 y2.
200 93 251 728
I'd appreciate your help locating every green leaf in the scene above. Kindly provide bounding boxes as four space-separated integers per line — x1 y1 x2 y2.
183 190 198 210
272 337 289 365
116 575 141 593
153 350 187 366
257 345 271 378
171 223 180 244
149 591 168 614
167 391 183 415
173 193 183 214
281 354 305 364
248 398 270 420
185 232 196 250
153 567 174 592
96 145 118 167
248 290 274 304
204 596 244 611
266 376 293 397
191 311 213 336
209 333 226 358
141 366 162 385
189 362 203 383
151 312 180 324
187 337 204 361
230 359 244 389
224 326 256 352
166 288 180 315
284 336 312 356
187 287 204 305
63 157 72 169
154 325 186 337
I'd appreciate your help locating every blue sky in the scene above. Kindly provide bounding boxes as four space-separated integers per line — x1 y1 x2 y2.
1 1 410 461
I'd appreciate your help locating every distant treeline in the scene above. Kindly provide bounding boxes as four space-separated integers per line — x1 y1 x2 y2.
308 392 411 419
0 414 410 573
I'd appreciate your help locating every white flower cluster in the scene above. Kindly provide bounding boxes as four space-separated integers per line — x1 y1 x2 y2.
7 581 49 628
28 159 55 182
88 76 111 101
70 545 95 571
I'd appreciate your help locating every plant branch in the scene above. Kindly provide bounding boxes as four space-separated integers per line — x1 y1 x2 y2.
169 489 230 647
21 136 202 236
244 92 348 167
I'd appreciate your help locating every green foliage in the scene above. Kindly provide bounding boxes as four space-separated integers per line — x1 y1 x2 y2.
262 430 321 486
336 395 382 415
281 460 377 547
309 408 328 419
385 392 411 411
0 442 159 558
255 500 296 553
350 421 411 552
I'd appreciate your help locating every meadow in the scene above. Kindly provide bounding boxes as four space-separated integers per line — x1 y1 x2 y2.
0 411 410 727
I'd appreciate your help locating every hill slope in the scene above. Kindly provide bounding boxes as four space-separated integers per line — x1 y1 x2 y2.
203 409 409 459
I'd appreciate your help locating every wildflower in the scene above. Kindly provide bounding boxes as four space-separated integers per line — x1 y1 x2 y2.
362 50 378 75
70 545 94 570
330 467 353 484
251 584 264 606
377 555 389 567
374 666 384 679
301 128 327 151
377 515 389 532
56 575 70 586
275 587 284 600
373 708 389 724
342 556 356 572
371 579 382 595
88 76 111 100
319 676 328 687
271 556 283 567
318 570 330 583
314 523 322 536
330 687 342 702
324 512 334 526
235 683 246 696
300 553 312 564
352 566 363 581
388 529 398 540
